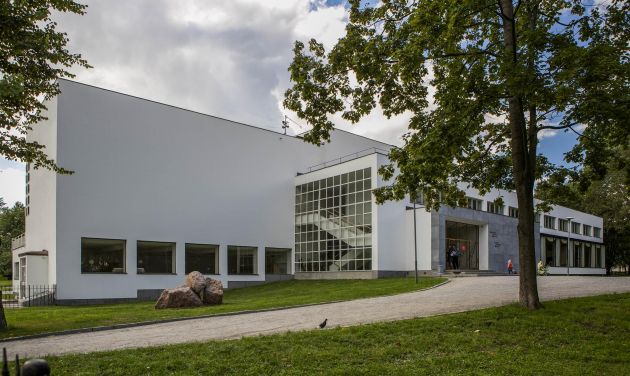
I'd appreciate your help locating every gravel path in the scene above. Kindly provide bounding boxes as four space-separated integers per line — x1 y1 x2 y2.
5 276 630 358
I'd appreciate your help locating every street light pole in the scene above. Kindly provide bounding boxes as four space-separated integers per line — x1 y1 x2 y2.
567 217 573 275
405 198 421 284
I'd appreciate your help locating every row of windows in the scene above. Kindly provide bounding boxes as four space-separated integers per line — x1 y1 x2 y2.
543 237 604 268
417 194 519 218
25 163 31 216
80 238 291 275
543 216 601 238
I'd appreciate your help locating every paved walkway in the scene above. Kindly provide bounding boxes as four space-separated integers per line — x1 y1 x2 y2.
5 276 630 358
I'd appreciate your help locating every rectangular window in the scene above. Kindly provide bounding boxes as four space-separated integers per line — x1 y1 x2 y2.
594 227 601 238
508 206 519 218
584 244 592 267
583 225 592 237
571 222 581 234
13 262 19 280
573 243 582 267
559 240 568 267
544 238 557 266
137 241 175 274
467 197 483 211
558 219 568 232
487 202 504 215
185 243 218 274
228 246 257 275
595 247 603 268
543 215 556 230
81 238 126 273
265 248 291 274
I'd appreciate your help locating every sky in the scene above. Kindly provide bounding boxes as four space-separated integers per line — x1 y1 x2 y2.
0 0 580 206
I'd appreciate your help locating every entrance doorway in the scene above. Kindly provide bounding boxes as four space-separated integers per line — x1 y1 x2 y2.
446 221 479 270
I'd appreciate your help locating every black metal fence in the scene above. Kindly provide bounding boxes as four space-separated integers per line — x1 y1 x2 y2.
1 285 56 308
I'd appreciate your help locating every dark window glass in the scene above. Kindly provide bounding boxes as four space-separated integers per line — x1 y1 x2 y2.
185 243 218 274
228 246 257 274
137 241 175 274
81 238 126 273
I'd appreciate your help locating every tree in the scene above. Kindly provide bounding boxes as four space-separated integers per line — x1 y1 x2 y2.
1 0 90 172
284 0 629 309
0 200 25 278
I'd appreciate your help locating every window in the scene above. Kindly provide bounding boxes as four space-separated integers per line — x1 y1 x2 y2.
571 222 581 234
573 243 582 267
13 262 19 280
544 238 557 266
559 240 568 267
595 246 603 268
265 248 291 274
583 225 592 237
584 244 592 267
228 246 257 275
559 219 568 232
487 202 504 215
81 238 126 273
508 206 519 218
467 197 483 211
137 241 175 274
185 243 218 274
594 227 601 238
543 215 556 230
295 167 373 273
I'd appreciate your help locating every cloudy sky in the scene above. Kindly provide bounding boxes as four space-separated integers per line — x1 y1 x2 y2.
0 0 578 206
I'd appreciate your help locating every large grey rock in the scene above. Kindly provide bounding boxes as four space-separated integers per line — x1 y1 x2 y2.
155 286 203 309
202 278 224 305
185 271 206 295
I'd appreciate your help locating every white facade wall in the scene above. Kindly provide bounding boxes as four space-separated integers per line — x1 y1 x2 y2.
46 80 390 300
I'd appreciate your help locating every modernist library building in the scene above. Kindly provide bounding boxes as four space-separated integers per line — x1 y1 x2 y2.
11 80 605 303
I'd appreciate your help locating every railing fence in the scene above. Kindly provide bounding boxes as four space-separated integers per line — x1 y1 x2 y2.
1 285 56 308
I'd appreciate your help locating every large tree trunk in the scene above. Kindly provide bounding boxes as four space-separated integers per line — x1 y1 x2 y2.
500 0 541 309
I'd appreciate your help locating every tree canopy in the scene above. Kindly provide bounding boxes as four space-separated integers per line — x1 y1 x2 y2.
0 0 90 172
285 0 629 309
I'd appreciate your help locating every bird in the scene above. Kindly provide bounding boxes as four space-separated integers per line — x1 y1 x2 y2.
319 318 328 329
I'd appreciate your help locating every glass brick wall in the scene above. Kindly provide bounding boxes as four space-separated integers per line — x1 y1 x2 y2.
295 168 373 272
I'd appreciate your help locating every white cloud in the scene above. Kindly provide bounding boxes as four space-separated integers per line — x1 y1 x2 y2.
0 167 25 206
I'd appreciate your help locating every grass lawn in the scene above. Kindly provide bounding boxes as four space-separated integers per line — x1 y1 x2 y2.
1 277 444 339
0 279 12 287
45 293 630 375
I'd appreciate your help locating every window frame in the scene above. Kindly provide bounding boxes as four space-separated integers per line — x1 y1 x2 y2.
185 243 219 275
81 237 127 274
265 247 292 275
136 240 176 275
543 215 556 230
228 245 258 275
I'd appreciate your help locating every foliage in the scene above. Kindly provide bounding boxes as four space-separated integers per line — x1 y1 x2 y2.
46 293 630 375
1 277 444 339
0 0 90 172
284 0 629 309
0 200 25 278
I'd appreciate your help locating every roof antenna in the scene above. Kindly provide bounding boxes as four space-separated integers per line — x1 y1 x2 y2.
281 115 289 135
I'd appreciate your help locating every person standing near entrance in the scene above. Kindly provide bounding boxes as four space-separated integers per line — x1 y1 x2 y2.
507 259 513 274
447 244 455 269
450 246 460 270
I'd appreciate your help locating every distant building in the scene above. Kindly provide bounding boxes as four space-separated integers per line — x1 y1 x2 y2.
11 80 605 304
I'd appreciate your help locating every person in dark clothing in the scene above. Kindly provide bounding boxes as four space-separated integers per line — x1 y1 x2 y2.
450 246 460 270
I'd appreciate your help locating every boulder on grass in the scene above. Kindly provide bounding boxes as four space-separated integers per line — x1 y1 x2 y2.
155 286 203 309
185 271 207 295
202 278 224 305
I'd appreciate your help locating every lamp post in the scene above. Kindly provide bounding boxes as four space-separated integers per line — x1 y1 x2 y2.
567 217 573 275
405 197 421 284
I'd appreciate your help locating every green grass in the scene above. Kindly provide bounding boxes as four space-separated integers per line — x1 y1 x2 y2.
0 279 13 287
2 277 444 339
45 293 630 375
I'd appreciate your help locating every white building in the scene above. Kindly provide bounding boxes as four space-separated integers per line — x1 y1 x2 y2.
11 80 606 304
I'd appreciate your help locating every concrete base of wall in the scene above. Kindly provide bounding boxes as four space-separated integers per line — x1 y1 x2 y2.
295 270 437 280
56 297 140 306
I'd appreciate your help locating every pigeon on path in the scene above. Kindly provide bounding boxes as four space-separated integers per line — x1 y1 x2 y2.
319 318 328 329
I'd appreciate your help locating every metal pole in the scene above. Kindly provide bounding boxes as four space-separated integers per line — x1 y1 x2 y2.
567 218 572 276
413 201 418 284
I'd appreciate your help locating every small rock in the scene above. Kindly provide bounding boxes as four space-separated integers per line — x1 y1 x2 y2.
155 286 203 309
185 271 207 295
202 278 224 305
